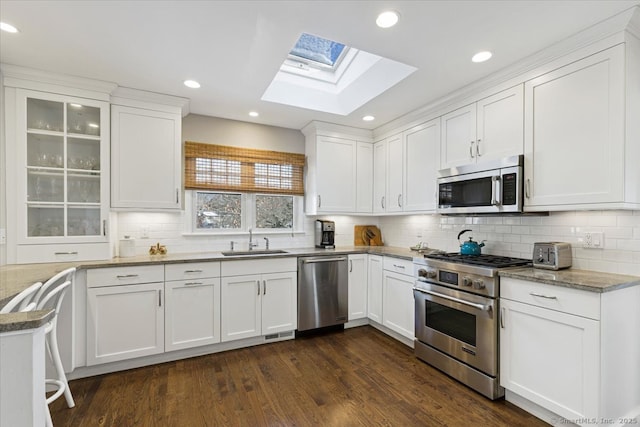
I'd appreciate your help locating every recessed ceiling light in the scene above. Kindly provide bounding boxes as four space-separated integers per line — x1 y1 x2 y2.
376 11 399 28
249 111 259 117
362 115 375 122
183 80 201 89
0 22 19 33
472 51 493 63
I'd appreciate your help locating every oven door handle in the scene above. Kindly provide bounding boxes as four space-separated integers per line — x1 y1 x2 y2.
414 287 490 312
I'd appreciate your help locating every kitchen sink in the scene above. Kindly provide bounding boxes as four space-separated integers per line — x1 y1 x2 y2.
221 249 288 256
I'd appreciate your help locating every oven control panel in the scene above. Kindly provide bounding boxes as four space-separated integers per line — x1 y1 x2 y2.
414 261 496 297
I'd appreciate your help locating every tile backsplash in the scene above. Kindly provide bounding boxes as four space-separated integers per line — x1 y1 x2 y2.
378 210 640 276
116 210 640 276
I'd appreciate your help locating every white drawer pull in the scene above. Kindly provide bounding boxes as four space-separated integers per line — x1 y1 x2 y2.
529 292 557 300
117 274 139 279
393 264 406 269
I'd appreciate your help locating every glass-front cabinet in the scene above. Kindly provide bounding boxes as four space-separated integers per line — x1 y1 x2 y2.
17 89 109 249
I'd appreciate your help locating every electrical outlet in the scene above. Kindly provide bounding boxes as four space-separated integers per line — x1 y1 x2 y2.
583 232 604 249
141 226 150 239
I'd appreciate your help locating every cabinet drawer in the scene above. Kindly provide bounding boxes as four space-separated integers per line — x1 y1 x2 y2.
501 277 600 320
16 243 110 264
165 262 220 281
87 265 164 288
221 258 297 277
383 257 413 276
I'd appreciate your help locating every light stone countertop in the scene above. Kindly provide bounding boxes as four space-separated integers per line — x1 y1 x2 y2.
0 246 418 315
0 310 54 333
499 267 640 293
5 246 638 331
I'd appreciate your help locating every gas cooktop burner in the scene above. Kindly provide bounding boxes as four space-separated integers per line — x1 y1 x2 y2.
424 253 532 268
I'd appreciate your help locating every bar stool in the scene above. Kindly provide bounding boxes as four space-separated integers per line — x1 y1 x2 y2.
34 267 76 427
0 282 43 314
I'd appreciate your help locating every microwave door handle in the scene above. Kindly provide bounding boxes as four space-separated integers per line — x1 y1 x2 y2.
491 176 501 206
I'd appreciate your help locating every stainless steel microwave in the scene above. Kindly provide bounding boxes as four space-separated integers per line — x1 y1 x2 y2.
436 155 524 214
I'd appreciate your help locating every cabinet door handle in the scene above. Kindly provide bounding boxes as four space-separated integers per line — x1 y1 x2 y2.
397 194 402 208
176 189 179 204
349 259 353 272
500 307 505 328
103 220 107 236
476 139 481 157
318 195 321 208
184 282 203 286
381 196 385 209
184 269 203 273
263 280 267 295
525 179 531 199
529 292 557 300
117 274 139 279
469 141 475 158
257 280 261 296
55 251 78 255
158 290 162 307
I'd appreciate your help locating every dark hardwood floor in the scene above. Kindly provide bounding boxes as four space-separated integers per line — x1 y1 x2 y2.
50 326 547 426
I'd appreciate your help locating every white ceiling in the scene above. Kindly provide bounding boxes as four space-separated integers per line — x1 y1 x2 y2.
1 0 638 131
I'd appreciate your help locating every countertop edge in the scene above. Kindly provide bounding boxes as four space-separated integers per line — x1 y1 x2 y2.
499 268 640 293
0 309 54 333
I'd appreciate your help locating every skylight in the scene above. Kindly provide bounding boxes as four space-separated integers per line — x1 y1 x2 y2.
289 33 346 68
262 32 417 116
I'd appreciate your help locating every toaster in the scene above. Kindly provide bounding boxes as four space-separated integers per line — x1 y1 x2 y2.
532 242 572 270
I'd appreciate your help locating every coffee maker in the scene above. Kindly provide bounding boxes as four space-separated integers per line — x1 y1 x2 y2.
315 220 335 249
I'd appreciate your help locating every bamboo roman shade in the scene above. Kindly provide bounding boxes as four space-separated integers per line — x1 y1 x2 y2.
184 141 305 195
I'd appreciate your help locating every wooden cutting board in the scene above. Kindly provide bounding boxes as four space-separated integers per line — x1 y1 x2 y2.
354 225 383 246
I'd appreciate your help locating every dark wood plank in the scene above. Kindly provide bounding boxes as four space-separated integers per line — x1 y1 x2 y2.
50 326 547 426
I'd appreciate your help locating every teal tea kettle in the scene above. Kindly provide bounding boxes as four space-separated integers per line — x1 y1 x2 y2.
457 229 485 255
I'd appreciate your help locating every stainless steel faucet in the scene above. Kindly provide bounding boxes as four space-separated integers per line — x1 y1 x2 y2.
248 228 259 250
264 237 270 250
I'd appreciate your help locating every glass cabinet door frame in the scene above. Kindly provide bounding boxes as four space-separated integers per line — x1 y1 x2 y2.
15 88 110 244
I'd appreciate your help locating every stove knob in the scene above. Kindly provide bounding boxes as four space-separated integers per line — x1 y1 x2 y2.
426 270 437 279
462 277 473 287
418 269 428 278
473 279 485 290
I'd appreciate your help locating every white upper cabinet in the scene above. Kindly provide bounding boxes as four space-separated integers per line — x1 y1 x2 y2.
111 104 182 210
302 122 373 214
372 140 387 214
7 87 111 263
441 85 524 169
314 136 357 213
373 120 440 214
524 43 639 210
386 134 404 213
356 142 373 213
403 119 440 212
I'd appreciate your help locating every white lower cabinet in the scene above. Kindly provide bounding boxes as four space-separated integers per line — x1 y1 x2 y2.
500 277 640 426
348 254 368 321
164 262 221 352
382 257 415 340
367 255 383 323
221 259 297 342
87 281 164 366
500 298 599 421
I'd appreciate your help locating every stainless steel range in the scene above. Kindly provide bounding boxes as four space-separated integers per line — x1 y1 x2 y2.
413 253 531 400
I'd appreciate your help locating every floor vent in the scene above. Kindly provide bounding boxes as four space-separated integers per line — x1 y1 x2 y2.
265 331 294 340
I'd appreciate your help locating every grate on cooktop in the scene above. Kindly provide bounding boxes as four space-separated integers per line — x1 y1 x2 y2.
424 253 532 268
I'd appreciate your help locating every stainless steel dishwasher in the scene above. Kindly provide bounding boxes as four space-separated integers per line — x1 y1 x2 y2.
297 256 348 331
